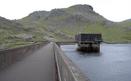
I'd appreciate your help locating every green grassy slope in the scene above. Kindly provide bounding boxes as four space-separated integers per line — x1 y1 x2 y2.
0 4 131 49
0 17 27 49
18 4 131 43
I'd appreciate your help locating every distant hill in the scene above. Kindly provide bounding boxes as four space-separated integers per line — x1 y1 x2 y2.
0 4 131 49
19 4 111 28
0 17 28 49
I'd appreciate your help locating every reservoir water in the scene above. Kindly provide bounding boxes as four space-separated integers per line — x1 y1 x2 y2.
61 44 131 81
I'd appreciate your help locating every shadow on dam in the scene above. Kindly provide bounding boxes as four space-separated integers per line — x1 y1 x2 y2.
61 44 131 81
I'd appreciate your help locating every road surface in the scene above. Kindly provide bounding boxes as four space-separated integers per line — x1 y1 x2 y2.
0 43 57 81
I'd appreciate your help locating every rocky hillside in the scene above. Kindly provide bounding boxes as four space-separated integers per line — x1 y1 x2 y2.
19 5 111 28
0 4 131 49
18 4 131 42
0 17 28 49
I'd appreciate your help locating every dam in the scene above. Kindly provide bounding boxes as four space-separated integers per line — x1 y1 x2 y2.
0 42 131 81
0 42 88 81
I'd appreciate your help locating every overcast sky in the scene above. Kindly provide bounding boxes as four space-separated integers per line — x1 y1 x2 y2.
0 0 131 22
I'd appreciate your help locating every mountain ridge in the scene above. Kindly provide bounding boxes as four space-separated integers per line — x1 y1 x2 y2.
0 4 131 49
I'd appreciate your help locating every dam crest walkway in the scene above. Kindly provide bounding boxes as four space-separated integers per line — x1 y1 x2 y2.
0 42 88 81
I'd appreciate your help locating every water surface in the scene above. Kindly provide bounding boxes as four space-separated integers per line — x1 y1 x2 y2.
61 44 131 81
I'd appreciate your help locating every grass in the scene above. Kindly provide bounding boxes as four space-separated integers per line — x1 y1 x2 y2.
83 23 131 43
56 22 131 43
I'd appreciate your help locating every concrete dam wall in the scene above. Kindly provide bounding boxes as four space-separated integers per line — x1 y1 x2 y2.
53 43 89 81
0 42 88 81
0 42 48 71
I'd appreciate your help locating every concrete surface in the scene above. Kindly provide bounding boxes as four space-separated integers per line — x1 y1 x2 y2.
0 43 57 81
54 43 89 81
0 43 45 70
